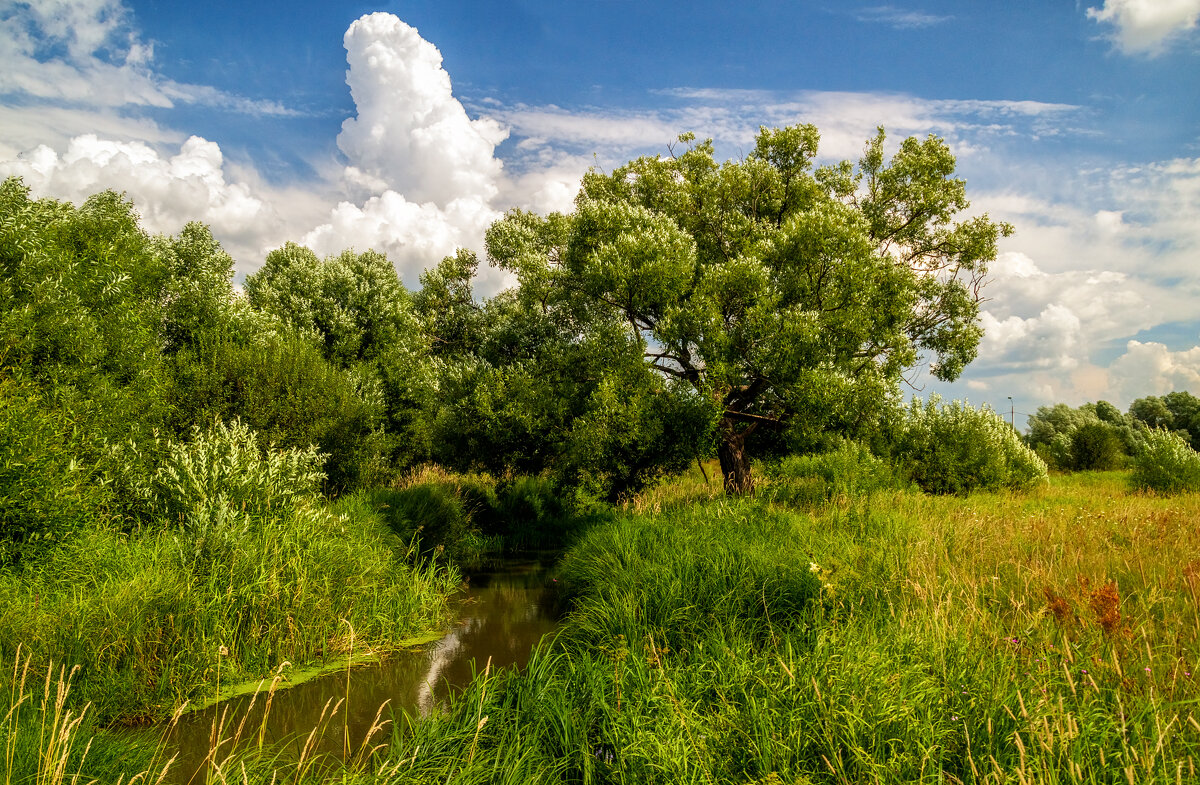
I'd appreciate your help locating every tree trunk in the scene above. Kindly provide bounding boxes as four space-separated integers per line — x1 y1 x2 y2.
717 422 754 495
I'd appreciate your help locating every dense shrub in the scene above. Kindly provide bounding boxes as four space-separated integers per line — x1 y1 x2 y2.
1130 428 1200 494
0 180 173 443
767 440 900 506
891 396 1048 495
559 500 823 650
1026 401 1142 471
105 418 325 526
1070 421 1127 471
364 482 478 560
168 328 396 494
0 377 108 564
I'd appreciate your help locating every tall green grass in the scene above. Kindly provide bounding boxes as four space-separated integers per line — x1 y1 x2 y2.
376 473 1200 784
0 493 458 725
6 470 1198 783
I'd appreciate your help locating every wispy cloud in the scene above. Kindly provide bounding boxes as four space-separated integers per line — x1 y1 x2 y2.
490 89 1082 167
853 5 953 30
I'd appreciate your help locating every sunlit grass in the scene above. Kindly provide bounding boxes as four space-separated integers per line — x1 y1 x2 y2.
0 495 460 725
4 469 1198 783
377 470 1200 783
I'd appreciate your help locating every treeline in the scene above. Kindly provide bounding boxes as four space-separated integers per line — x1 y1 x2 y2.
1024 394 1200 491
0 182 685 566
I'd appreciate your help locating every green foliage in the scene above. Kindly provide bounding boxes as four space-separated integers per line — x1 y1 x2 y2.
244 242 436 476
1130 391 1200 451
0 499 457 723
148 418 324 525
559 501 823 651
0 377 108 564
0 178 172 443
364 483 478 561
156 221 237 354
376 474 1200 785
484 125 1008 493
245 242 426 367
413 249 488 358
1069 420 1126 471
1026 401 1141 471
492 475 598 548
890 396 1048 494
166 313 397 493
432 289 713 501
1130 428 1200 494
0 178 467 743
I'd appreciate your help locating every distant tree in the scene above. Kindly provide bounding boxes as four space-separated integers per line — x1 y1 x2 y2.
245 243 436 471
485 125 1010 493
1163 391 1200 450
413 249 487 359
1094 400 1125 425
1129 396 1174 430
1070 421 1126 471
157 221 237 354
1129 392 1200 451
1026 401 1140 471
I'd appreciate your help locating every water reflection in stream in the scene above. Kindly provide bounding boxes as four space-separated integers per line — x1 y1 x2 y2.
160 554 562 781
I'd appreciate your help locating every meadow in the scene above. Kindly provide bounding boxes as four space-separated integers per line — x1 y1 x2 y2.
6 467 1198 784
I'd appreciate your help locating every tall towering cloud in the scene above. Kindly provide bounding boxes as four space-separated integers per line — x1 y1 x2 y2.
337 13 506 205
303 13 510 286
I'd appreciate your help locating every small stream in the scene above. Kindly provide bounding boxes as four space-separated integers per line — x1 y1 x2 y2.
158 553 563 781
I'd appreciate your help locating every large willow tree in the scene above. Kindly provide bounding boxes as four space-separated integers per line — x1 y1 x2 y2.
486 125 1010 494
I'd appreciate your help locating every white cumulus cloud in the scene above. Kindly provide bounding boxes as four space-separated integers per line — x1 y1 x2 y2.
0 134 287 272
303 13 512 287
337 13 506 205
1087 0 1200 55
1109 341 1200 401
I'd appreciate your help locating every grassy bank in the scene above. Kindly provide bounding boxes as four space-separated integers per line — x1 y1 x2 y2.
6 470 1199 783
0 487 463 783
381 470 1200 783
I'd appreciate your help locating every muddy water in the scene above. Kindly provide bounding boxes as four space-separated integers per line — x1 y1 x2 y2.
160 554 563 781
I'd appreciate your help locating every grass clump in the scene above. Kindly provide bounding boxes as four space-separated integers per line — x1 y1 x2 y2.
374 473 1200 784
559 500 823 649
765 439 901 506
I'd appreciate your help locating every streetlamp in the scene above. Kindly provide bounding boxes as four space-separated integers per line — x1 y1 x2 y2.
1007 396 1014 429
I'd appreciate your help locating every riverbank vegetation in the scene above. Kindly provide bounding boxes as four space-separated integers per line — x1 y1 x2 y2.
13 469 1195 783
4 121 1200 782
371 470 1199 784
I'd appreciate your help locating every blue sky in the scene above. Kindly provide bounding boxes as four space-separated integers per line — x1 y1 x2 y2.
1 0 1198 422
